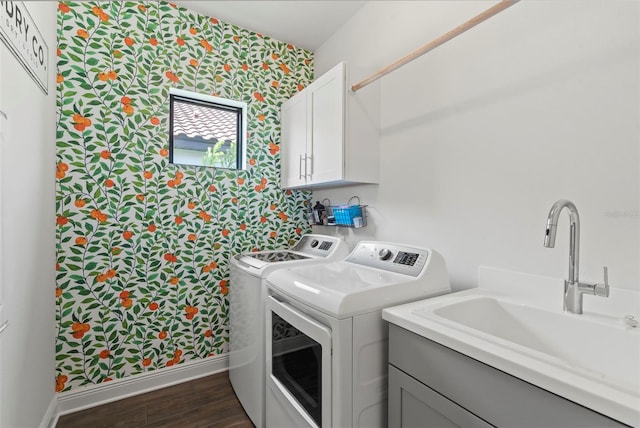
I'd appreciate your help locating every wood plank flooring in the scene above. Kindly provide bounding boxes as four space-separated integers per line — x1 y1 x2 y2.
56 371 254 428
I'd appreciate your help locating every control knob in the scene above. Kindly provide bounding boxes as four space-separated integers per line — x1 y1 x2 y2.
378 248 393 261
310 239 319 248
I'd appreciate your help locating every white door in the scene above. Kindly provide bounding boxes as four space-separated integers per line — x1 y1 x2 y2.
266 295 332 428
308 62 345 185
280 90 309 188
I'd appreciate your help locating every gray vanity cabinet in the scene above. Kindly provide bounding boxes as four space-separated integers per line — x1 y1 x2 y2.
388 324 628 428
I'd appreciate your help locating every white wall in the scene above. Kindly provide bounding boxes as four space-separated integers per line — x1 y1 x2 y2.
313 1 640 292
0 2 58 427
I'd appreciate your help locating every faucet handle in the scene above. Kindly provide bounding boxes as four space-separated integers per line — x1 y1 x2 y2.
595 266 610 297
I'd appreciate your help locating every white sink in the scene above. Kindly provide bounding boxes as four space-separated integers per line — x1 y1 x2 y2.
382 268 640 427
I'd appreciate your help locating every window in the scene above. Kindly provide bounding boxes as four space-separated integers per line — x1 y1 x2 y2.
169 88 247 169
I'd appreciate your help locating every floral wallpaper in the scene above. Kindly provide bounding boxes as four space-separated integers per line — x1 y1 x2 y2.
55 1 313 392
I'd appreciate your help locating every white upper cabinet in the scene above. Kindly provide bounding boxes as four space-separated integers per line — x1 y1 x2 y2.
280 62 380 189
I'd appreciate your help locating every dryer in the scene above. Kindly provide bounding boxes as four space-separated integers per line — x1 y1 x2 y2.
229 234 348 428
265 241 451 428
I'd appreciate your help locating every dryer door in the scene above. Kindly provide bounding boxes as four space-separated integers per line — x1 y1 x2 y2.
267 296 332 428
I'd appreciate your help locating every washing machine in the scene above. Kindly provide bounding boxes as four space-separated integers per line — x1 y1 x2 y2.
264 241 451 428
229 234 349 428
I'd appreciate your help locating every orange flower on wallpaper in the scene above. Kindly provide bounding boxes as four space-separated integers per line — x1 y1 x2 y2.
176 37 185 46
149 37 158 46
184 306 199 320
169 276 180 285
143 171 152 179
189 58 199 67
198 211 211 222
208 184 216 192
142 358 152 367
71 322 90 339
72 114 92 132
56 162 69 179
268 142 279 155
58 3 70 14
158 331 167 340
210 17 218 24
221 229 230 237
204 329 212 337
124 37 135 46
219 280 229 295
241 64 248 71
223 64 231 72
278 211 288 222
122 230 133 240
77 29 89 39
147 224 157 232
55 375 68 392
104 178 115 188
233 35 240 43
99 350 110 359
279 63 290 75
187 233 197 241
151 117 160 126
163 253 177 263
189 27 198 35
57 74 64 84
121 96 134 115
187 201 195 210
258 114 265 122
75 236 87 246
149 302 159 311
90 209 107 223
56 216 69 226
253 92 264 102
165 71 179 83
138 4 147 12
174 216 183 225
91 6 109 22
56 287 63 298
200 39 213 52
262 62 269 71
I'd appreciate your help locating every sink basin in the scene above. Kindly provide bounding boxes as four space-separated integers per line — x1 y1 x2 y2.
383 286 640 426
421 296 639 393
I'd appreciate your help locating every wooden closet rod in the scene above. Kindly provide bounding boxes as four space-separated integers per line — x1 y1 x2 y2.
351 0 520 92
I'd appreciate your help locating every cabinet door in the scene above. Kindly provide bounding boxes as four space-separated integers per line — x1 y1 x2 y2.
280 90 309 188
308 62 344 185
388 365 493 428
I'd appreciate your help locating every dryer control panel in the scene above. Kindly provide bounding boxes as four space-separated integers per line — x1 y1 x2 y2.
345 241 429 277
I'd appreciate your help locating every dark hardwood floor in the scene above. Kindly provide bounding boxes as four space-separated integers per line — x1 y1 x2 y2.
56 371 254 428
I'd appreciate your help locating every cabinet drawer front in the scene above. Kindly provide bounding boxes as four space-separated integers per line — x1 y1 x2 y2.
389 365 492 428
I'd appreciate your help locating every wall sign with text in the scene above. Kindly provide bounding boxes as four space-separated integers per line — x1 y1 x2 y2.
0 1 49 94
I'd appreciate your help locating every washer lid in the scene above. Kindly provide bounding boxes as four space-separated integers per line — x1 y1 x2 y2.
266 245 451 318
232 234 350 274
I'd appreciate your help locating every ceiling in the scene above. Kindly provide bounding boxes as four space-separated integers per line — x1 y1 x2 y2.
174 1 365 51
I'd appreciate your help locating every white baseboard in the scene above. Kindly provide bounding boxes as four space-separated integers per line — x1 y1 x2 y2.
41 394 59 428
57 354 229 416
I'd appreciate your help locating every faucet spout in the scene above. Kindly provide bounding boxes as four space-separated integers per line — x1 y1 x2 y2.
544 199 580 286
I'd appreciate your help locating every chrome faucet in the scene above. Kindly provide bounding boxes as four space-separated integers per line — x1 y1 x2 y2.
544 200 609 314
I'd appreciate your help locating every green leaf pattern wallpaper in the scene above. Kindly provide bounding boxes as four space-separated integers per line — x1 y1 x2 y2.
55 1 313 392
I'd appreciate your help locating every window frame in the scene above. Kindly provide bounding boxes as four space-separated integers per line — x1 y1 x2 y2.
168 87 247 170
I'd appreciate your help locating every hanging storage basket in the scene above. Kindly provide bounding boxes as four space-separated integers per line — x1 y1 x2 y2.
327 196 367 228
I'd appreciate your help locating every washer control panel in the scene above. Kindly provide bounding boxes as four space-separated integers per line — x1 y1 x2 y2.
346 241 429 277
291 234 343 258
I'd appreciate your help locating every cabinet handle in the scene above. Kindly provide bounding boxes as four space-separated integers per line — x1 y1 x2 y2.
306 154 313 178
299 154 305 180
